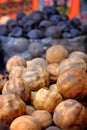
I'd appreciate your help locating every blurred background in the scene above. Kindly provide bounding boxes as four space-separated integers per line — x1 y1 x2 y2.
0 0 87 24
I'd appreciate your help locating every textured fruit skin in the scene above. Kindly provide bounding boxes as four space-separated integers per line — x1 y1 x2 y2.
58 58 87 74
69 51 87 63
57 68 87 100
21 67 50 91
0 93 26 125
6 55 26 73
32 88 63 112
2 78 31 103
46 45 68 64
32 110 52 129
26 58 48 69
10 115 41 130
53 99 87 130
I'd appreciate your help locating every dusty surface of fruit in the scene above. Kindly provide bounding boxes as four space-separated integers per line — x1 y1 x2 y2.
53 99 87 130
2 78 31 103
46 45 68 64
32 110 52 129
57 68 87 100
6 55 26 73
0 93 26 125
32 88 63 112
10 115 41 130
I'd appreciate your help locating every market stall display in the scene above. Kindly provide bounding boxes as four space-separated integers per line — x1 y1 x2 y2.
0 5 87 130
0 6 87 74
0 45 86 130
0 7 87 39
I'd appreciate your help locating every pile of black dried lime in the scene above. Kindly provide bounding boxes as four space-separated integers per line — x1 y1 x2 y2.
0 6 87 39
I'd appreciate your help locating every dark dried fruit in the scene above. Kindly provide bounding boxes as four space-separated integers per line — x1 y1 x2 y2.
58 21 73 32
0 7 86 41
78 25 87 35
57 21 66 31
17 20 24 28
27 29 44 39
9 27 23 38
0 25 8 36
70 28 81 38
23 19 37 31
39 20 54 31
43 6 59 16
62 32 72 39
16 12 25 21
21 16 31 24
45 26 61 39
70 18 81 27
60 14 68 21
7 20 18 32
28 42 45 57
30 11 44 23
66 20 73 27
50 15 62 25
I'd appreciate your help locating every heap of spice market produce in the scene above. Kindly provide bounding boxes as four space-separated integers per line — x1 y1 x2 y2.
0 6 87 130
0 6 87 39
0 44 87 130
